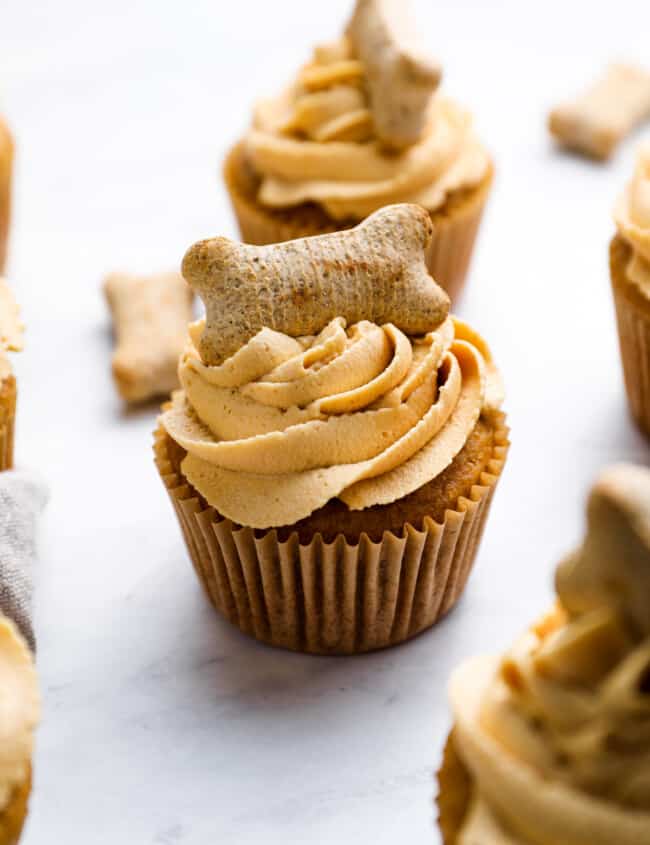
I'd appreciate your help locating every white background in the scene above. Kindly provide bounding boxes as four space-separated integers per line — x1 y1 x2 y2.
2 0 650 842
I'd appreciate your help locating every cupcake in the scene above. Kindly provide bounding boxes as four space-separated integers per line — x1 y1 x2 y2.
224 0 493 302
0 281 22 471
0 614 39 844
154 204 508 654
612 143 650 436
438 463 650 843
0 117 12 274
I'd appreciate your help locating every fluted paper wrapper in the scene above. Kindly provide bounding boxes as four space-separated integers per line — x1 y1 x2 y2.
437 731 473 845
0 120 13 275
154 416 507 655
223 141 492 304
0 375 16 472
423 171 492 304
611 240 650 437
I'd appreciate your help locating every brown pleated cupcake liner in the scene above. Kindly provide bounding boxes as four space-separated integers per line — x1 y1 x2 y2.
423 173 491 304
436 731 472 845
610 238 650 437
223 141 492 304
153 414 508 655
0 119 13 275
0 375 16 471
0 768 31 845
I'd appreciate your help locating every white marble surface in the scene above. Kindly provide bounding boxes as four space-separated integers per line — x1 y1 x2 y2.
2 0 650 841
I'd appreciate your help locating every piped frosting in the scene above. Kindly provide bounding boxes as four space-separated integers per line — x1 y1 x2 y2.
615 143 650 295
244 1 489 221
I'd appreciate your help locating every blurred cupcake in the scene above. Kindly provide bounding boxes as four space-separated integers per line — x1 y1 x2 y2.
0 614 39 844
611 143 650 436
154 204 508 654
438 463 650 843
0 117 12 274
224 0 493 302
0 281 22 471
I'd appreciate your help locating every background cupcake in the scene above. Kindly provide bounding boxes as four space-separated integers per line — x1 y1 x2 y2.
155 204 508 654
0 614 39 845
438 463 650 843
0 117 12 274
611 142 650 436
0 281 22 471
224 0 493 302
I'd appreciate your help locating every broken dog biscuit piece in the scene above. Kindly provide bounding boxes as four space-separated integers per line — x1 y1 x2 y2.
104 271 193 403
182 203 450 366
346 0 441 149
549 63 650 161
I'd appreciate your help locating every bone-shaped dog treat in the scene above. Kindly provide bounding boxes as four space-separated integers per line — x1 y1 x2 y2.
556 463 650 636
346 0 441 150
549 64 650 161
182 203 450 365
104 271 193 403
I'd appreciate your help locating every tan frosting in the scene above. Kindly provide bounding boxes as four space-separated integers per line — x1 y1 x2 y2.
245 9 489 221
450 464 650 844
457 790 521 844
161 315 501 529
0 615 39 813
614 142 650 296
0 278 23 381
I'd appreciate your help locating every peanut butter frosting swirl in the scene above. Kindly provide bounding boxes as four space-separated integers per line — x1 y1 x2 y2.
614 142 650 294
245 3 489 221
449 464 650 845
0 278 23 381
161 315 501 529
166 204 501 530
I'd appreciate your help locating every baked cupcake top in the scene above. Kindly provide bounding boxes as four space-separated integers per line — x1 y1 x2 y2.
614 143 650 295
244 0 490 221
0 614 39 812
161 203 502 529
448 464 650 844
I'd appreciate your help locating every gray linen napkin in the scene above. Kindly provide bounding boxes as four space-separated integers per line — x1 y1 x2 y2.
0 470 47 651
